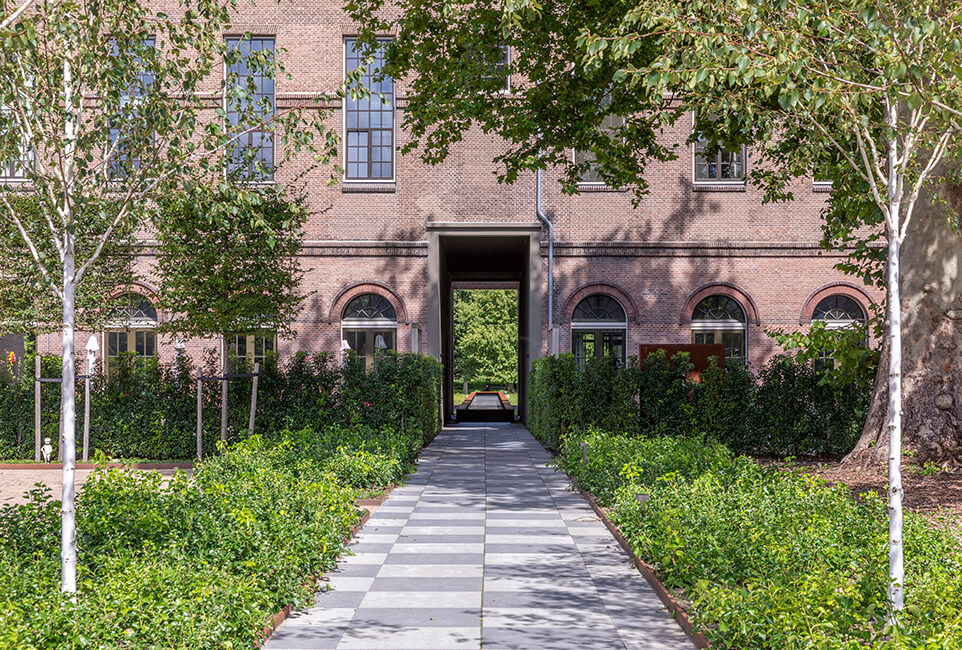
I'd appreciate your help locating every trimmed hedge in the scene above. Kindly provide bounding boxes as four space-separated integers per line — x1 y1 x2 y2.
558 431 962 649
0 421 428 648
0 351 441 461
530 351 869 458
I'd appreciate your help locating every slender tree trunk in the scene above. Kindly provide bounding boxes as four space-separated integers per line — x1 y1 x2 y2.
60 54 78 596
60 254 77 595
885 230 904 613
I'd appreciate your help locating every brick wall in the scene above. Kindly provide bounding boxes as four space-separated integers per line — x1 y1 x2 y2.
35 0 883 372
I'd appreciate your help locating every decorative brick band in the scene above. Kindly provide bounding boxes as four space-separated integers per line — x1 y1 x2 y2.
550 241 849 258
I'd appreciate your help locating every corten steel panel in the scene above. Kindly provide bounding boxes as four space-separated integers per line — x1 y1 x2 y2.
638 343 726 382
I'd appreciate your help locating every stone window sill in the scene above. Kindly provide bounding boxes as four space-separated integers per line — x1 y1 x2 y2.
691 182 746 193
576 183 627 193
342 182 396 194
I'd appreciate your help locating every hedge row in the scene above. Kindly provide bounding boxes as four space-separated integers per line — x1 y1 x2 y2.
558 431 962 649
0 421 429 648
0 351 441 461
530 351 870 458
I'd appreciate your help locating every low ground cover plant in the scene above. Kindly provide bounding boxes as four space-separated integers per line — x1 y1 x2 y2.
558 430 962 649
0 421 427 648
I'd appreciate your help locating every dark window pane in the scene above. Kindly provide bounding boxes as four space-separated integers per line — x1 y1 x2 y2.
226 36 275 182
572 294 626 323
345 38 394 180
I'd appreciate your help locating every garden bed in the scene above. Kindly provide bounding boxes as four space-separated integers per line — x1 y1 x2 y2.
556 430 962 649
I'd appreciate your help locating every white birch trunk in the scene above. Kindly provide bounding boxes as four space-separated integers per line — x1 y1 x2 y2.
59 56 78 596
886 220 905 613
60 256 77 595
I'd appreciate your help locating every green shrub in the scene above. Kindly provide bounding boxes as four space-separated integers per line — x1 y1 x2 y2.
694 357 756 451
0 420 429 648
530 349 869 459
605 456 962 649
529 353 581 450
0 351 440 461
752 355 867 457
557 428 732 505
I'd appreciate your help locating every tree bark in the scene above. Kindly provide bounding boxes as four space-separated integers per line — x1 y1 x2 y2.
844 182 962 469
60 257 77 595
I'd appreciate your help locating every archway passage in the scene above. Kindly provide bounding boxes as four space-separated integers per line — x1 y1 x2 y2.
426 223 543 424
452 285 519 422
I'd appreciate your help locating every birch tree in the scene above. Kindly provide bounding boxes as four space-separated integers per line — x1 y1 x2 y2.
0 0 339 594
575 0 962 617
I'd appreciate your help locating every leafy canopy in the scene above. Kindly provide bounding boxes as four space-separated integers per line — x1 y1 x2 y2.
453 289 518 386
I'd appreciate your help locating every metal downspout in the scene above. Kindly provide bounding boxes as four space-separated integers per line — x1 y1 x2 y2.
535 167 554 351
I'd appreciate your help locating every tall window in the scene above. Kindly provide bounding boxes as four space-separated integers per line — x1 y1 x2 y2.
1 103 32 181
107 37 156 178
341 293 397 367
571 294 627 367
226 36 275 181
1 140 30 180
228 333 275 366
691 295 747 361
345 38 394 181
576 93 624 184
694 136 745 182
481 44 510 92
106 293 157 373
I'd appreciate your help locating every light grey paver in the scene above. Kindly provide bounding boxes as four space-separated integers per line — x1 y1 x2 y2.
266 423 694 650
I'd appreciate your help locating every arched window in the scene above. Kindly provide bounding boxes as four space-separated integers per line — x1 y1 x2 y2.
106 293 157 372
571 294 627 367
690 295 746 361
812 294 867 370
813 294 866 329
341 293 398 367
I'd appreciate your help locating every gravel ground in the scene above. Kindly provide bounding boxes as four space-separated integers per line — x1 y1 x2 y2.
0 468 183 506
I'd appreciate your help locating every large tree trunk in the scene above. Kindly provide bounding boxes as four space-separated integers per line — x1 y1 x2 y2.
844 182 962 469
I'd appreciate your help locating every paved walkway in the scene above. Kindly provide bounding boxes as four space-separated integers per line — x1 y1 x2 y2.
267 423 693 649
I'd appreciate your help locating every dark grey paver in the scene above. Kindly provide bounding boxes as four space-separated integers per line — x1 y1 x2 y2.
267 423 693 650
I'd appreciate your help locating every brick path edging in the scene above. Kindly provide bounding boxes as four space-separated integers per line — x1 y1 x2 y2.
0 462 194 470
536 432 711 649
257 484 396 647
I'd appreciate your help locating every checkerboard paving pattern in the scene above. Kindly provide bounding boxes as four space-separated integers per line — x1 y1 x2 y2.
266 423 694 650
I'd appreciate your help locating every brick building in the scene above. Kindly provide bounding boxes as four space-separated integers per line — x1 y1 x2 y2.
5 0 881 421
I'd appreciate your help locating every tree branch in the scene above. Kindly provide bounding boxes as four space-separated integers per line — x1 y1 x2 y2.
0 192 64 300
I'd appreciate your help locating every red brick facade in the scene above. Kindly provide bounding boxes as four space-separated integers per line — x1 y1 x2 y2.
32 0 881 376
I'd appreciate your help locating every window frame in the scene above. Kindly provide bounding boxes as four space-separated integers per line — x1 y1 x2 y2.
1 107 32 183
340 292 399 368
106 36 157 181
812 294 866 331
689 295 748 360
691 113 747 185
574 93 625 186
226 332 276 367
484 44 511 94
342 37 396 183
224 35 276 184
103 293 159 375
570 293 628 367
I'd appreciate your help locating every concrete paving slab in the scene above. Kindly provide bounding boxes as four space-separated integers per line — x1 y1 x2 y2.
266 423 693 650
